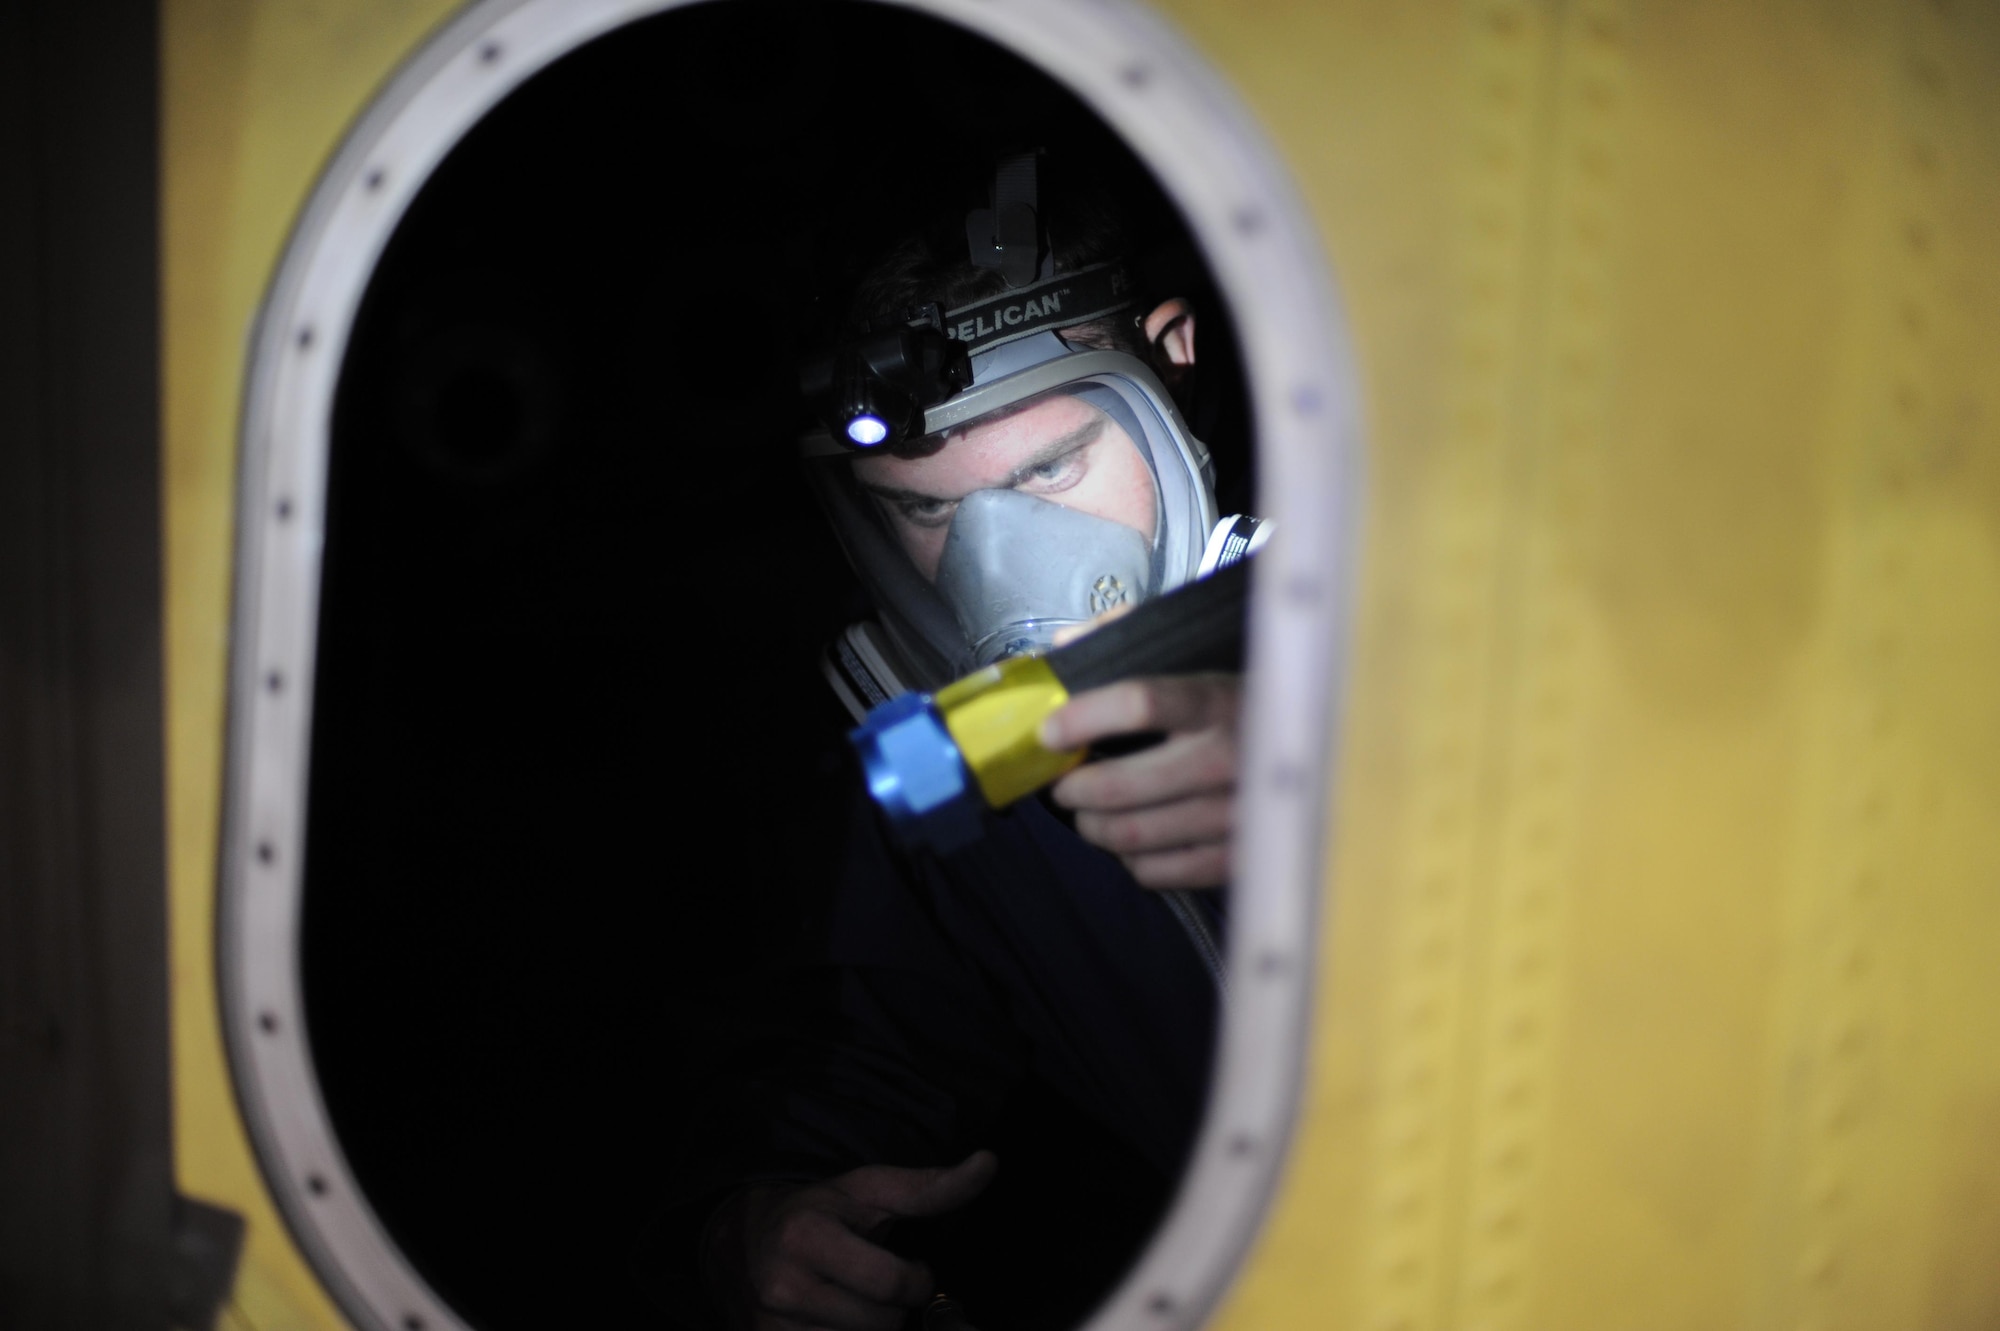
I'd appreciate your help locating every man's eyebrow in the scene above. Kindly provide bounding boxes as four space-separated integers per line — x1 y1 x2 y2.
857 413 1108 507
998 414 1105 490
857 479 948 506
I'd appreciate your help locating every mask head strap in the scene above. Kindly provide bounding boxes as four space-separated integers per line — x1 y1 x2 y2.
966 152 1044 289
938 262 1136 358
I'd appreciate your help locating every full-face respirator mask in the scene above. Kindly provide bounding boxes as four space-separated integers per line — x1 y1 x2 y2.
801 155 1226 691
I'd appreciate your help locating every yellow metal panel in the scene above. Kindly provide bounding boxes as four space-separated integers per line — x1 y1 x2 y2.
1154 2 2000 1329
165 1 2000 1328
165 4 460 1327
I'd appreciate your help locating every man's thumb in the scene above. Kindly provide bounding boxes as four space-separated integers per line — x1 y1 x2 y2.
843 1151 998 1220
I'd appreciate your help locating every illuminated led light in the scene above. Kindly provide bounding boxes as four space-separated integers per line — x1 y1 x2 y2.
846 414 890 446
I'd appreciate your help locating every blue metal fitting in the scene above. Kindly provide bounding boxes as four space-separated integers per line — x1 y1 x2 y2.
850 691 984 855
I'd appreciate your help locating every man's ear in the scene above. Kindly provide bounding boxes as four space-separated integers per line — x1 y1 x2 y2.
1142 298 1196 368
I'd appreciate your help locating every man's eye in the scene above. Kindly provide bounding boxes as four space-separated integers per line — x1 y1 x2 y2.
898 498 958 528
1018 455 1085 494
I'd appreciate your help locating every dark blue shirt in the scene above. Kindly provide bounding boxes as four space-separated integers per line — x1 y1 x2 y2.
659 754 1220 1328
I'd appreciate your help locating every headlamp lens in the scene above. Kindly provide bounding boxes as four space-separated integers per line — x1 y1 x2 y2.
845 414 891 447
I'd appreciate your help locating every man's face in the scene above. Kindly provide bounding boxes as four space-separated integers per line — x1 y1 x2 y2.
851 392 1158 581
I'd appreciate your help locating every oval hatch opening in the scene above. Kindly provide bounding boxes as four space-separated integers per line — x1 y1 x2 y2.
220 4 1358 1330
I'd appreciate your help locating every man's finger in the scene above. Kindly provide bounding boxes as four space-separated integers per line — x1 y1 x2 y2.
1123 841 1233 891
1051 730 1236 812
1041 674 1240 751
833 1150 998 1221
805 1224 934 1308
1075 793 1233 858
759 1273 911 1331
1050 601 1135 648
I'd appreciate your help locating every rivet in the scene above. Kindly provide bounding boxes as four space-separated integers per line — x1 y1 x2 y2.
275 496 293 522
258 1011 280 1034
1120 63 1152 90
1285 574 1321 605
295 325 315 351
256 841 276 866
1292 383 1323 415
1233 206 1266 236
478 40 503 65
1255 951 1289 978
264 669 283 695
403 1317 426 1331
1147 1292 1175 1316
364 167 387 193
1228 1133 1256 1157
306 1174 328 1197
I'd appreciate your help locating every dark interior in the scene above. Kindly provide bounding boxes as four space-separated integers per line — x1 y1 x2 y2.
299 3 1251 1325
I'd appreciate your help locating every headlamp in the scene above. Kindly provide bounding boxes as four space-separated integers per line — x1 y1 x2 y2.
803 322 973 453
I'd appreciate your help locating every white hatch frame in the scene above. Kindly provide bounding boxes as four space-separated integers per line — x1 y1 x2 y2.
217 1 1364 1327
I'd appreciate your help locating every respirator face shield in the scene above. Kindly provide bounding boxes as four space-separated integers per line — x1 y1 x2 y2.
805 333 1220 684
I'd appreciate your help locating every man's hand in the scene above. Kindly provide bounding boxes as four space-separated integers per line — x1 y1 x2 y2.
715 1151 998 1331
1040 672 1242 890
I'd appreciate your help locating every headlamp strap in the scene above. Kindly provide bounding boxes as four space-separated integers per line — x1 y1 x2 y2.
966 151 1044 289
938 260 1137 356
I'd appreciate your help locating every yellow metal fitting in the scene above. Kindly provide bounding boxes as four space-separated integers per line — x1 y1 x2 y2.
934 655 1084 809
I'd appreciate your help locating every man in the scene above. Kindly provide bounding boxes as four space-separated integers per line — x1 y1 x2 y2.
677 153 1263 1331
